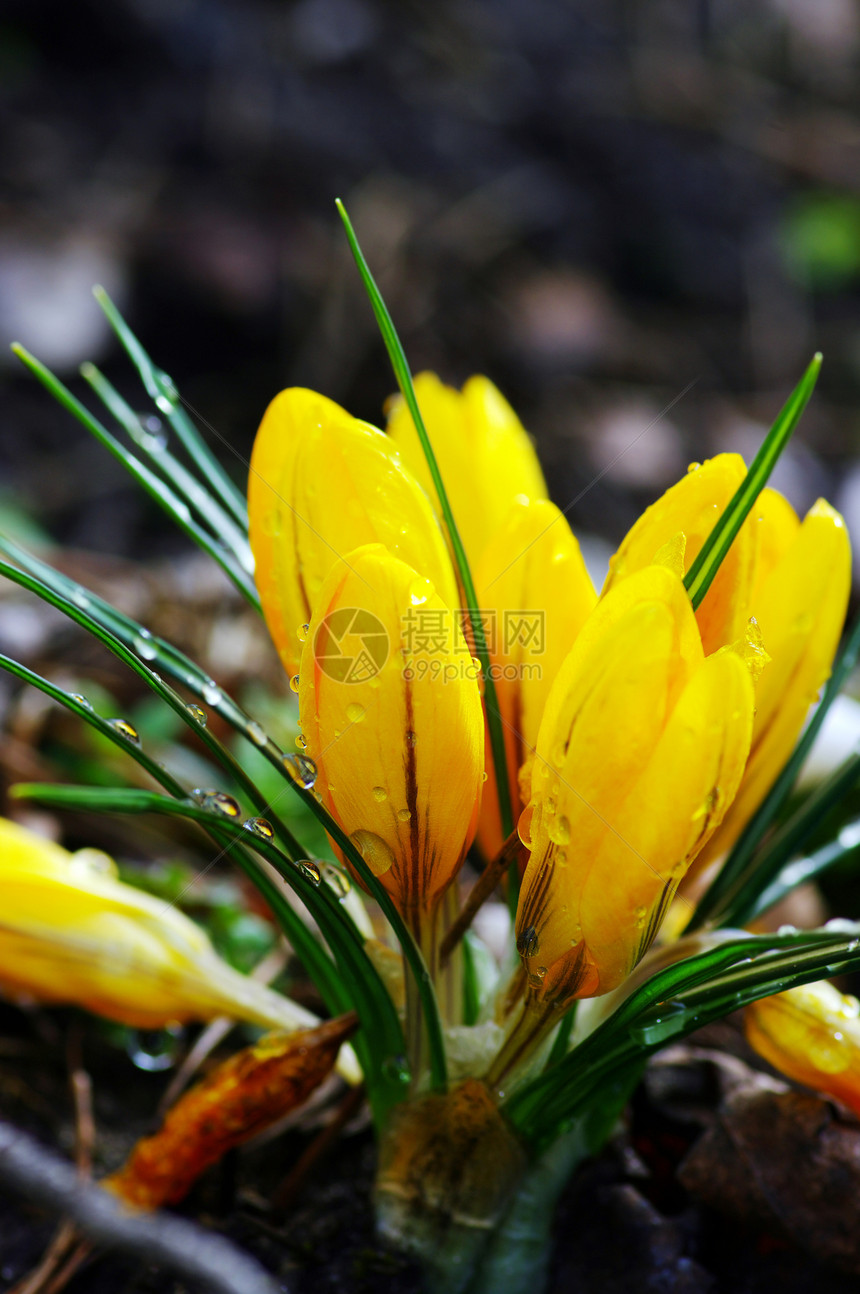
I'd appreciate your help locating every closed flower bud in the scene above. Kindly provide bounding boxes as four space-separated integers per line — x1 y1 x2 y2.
386 373 547 570
745 980 860 1117
249 387 457 680
299 544 484 924
0 818 330 1039
474 498 597 858
515 565 755 1005
603 454 757 655
697 497 851 868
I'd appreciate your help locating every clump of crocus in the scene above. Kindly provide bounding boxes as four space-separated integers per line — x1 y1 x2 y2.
5 236 859 1294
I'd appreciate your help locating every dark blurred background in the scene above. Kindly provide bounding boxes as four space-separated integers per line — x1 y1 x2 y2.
2 0 860 564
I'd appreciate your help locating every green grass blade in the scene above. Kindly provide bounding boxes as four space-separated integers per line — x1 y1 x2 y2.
335 199 515 857
710 748 860 929
684 354 822 610
80 363 253 575
0 554 303 858
11 344 259 610
744 819 860 924
688 611 860 931
92 287 248 530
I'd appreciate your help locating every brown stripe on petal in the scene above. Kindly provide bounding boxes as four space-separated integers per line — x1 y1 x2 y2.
403 680 422 908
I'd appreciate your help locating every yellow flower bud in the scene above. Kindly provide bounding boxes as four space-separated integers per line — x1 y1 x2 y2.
474 498 597 858
697 498 851 867
0 818 324 1037
249 387 458 680
745 980 860 1117
386 373 547 570
515 565 755 1005
299 543 484 921
603 454 757 655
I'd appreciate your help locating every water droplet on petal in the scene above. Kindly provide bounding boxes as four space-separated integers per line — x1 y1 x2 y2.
350 830 396 877
186 704 207 726
295 733 307 749
297 623 310 643
372 786 387 803
397 808 411 822
406 730 417 747
687 461 702 474
126 1024 183 1072
548 815 570 846
346 702 365 724
290 675 300 694
108 718 141 746
243 817 275 840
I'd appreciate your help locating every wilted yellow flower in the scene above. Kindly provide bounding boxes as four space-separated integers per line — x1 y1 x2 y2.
474 498 596 858
299 543 484 930
745 980 860 1117
0 817 325 1037
249 386 457 679
515 564 755 1005
386 373 548 569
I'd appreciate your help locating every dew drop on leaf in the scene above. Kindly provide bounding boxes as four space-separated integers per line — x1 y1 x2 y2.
108 718 141 746
243 817 275 840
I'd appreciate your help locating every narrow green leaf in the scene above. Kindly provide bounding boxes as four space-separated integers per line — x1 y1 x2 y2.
710 747 860 929
0 553 302 858
684 354 822 610
10 344 259 610
688 611 860 931
506 924 860 1147
80 362 253 574
92 287 248 530
335 200 515 856
744 819 860 924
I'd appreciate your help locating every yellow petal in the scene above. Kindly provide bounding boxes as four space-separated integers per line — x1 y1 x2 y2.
299 544 484 916
745 981 860 1117
473 498 597 858
603 454 757 655
249 387 457 679
0 818 322 1037
696 498 851 868
515 567 754 1004
386 373 547 570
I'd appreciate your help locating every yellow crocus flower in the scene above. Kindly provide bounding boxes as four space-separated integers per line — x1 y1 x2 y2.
603 454 757 655
249 387 457 680
514 564 755 1006
386 373 548 570
696 498 851 869
0 817 331 1039
474 498 597 858
744 980 860 1117
602 455 851 874
298 542 484 931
